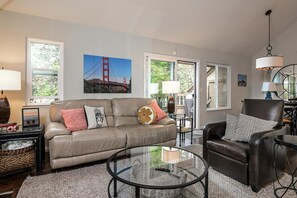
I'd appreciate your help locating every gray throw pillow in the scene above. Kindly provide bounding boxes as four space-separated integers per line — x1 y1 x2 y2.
84 105 108 129
222 113 238 140
231 114 277 142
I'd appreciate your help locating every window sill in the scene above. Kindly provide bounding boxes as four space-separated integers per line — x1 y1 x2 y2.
206 107 232 112
23 104 50 108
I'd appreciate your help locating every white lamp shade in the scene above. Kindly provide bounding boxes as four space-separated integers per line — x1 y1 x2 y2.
149 83 159 94
261 82 277 92
162 81 180 94
0 69 21 91
256 56 284 70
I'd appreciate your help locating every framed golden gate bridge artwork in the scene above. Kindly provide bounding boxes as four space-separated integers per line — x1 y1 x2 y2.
83 54 132 93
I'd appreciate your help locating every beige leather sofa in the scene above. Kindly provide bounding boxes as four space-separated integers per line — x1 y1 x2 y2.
45 98 177 169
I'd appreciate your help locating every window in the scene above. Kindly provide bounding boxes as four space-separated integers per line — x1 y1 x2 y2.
26 38 64 105
206 63 231 110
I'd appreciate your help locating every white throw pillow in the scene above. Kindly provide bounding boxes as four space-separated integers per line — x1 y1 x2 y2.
84 105 108 129
231 114 277 142
222 113 238 140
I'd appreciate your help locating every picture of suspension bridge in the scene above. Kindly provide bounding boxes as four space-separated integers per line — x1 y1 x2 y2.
84 54 131 93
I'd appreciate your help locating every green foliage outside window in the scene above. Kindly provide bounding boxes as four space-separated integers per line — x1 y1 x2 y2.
150 60 171 95
32 72 58 97
31 43 60 69
176 63 195 93
31 42 61 97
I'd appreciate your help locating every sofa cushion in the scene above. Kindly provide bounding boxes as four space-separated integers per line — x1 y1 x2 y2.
137 106 157 125
49 127 126 159
207 139 249 163
112 98 153 127
119 124 177 148
222 113 238 140
60 108 87 132
50 99 114 127
84 105 108 129
231 114 277 142
149 100 167 121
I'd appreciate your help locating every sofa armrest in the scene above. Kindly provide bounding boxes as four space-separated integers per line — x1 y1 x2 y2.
45 122 71 140
249 126 289 192
202 121 226 160
156 116 176 125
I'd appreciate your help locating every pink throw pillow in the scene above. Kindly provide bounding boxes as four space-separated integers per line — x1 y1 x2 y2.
60 108 87 132
149 100 167 121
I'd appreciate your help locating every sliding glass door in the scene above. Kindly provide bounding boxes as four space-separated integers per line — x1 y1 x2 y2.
145 53 198 128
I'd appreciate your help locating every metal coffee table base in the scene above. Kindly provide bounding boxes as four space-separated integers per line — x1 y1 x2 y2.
107 174 208 198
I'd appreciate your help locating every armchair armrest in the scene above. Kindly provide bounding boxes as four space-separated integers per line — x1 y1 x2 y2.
202 121 226 160
157 116 176 125
249 126 289 192
45 122 71 140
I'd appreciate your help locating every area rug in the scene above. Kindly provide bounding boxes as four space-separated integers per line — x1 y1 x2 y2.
17 145 294 198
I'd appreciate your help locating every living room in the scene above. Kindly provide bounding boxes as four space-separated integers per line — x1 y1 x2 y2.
1 0 297 197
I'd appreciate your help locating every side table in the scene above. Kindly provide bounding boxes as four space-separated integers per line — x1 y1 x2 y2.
0 125 45 175
172 114 193 147
273 135 297 197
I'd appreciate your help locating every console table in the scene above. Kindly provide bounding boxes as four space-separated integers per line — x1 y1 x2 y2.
0 125 45 175
273 135 297 197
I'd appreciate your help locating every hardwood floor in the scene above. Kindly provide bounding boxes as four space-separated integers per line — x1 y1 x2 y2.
0 152 50 198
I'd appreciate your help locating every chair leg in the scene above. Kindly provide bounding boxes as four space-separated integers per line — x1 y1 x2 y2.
251 185 260 193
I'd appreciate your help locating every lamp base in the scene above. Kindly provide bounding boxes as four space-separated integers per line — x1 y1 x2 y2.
0 94 10 124
265 91 272 100
167 96 175 114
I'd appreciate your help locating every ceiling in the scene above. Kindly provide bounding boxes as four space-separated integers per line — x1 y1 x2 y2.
1 0 297 57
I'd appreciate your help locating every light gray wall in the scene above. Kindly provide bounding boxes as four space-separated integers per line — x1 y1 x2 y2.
251 20 297 98
0 11 251 127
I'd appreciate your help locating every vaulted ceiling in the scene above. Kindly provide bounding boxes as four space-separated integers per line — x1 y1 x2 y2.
1 0 297 57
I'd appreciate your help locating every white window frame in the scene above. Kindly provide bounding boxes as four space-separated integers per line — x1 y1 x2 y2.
206 63 231 111
26 38 64 105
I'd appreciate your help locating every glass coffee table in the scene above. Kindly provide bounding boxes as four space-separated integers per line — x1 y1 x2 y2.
106 146 208 198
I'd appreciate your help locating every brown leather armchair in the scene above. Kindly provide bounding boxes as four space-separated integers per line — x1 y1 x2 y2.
203 99 289 192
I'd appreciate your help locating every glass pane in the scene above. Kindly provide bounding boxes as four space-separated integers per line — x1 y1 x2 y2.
32 70 58 97
206 66 216 108
176 63 195 93
30 42 61 69
150 59 173 109
176 62 195 116
218 67 228 107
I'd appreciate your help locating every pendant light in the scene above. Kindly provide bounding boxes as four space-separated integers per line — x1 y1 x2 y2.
256 10 283 72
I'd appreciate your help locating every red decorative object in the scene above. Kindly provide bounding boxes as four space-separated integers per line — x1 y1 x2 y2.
60 108 87 132
0 122 18 132
149 100 167 121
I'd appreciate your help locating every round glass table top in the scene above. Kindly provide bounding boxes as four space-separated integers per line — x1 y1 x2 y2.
106 146 208 189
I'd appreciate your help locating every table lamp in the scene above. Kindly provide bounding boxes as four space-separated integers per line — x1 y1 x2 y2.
261 82 277 100
0 68 21 123
162 81 180 114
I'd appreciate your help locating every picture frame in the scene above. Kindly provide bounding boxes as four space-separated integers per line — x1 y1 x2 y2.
83 54 132 93
22 108 40 128
238 74 247 87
